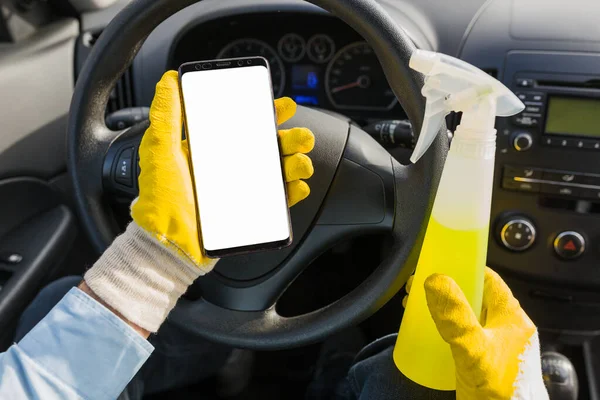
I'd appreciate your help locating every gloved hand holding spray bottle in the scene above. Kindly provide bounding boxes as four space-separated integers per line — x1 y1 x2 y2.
393 50 527 391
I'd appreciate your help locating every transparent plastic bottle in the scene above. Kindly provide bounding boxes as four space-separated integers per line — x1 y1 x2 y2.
392 50 525 391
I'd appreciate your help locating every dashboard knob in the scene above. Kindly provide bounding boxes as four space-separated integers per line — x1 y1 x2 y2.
499 217 536 251
512 132 533 151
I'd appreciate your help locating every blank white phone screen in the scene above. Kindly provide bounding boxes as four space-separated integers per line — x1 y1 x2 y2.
180 65 290 252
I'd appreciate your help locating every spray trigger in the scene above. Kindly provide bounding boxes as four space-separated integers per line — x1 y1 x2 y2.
408 50 525 164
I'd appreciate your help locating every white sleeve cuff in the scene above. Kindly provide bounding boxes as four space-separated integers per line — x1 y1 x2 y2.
84 223 217 332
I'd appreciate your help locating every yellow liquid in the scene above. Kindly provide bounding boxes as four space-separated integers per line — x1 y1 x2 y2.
394 217 487 391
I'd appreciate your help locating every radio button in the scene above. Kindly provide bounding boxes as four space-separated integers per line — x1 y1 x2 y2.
513 115 539 128
531 93 545 102
542 171 583 184
580 174 600 186
504 166 542 179
582 139 600 150
524 105 541 113
515 92 545 102
516 78 534 88
582 188 600 200
503 177 540 193
540 184 580 197
554 138 575 148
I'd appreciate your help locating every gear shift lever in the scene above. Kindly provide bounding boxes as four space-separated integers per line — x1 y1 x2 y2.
541 352 578 400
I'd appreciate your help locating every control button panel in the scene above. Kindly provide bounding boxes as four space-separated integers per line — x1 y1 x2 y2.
543 136 600 151
512 91 545 129
115 147 134 187
502 165 600 200
500 218 536 251
554 231 585 260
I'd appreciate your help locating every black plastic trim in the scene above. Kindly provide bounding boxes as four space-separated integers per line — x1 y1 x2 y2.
0 206 76 332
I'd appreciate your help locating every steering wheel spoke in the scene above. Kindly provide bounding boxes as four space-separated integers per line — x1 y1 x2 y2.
101 121 149 199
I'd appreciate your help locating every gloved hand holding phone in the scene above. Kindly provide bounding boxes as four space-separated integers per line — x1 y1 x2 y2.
84 71 315 333
404 267 548 400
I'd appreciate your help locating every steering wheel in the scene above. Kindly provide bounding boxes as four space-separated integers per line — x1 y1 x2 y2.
67 0 448 350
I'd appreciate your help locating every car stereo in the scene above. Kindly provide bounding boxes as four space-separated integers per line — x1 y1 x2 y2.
490 65 600 282
497 72 600 201
512 81 600 151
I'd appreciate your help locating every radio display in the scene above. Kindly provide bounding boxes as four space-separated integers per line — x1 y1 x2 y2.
545 96 600 137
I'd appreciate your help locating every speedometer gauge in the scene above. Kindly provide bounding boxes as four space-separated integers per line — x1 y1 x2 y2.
217 39 285 97
325 42 397 111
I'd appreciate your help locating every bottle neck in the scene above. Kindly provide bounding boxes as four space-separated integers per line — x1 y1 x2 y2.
450 125 497 160
448 96 497 159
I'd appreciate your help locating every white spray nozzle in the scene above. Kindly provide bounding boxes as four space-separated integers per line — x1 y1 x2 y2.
409 50 525 163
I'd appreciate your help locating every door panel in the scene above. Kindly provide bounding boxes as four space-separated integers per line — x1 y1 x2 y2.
0 18 80 342
0 19 78 179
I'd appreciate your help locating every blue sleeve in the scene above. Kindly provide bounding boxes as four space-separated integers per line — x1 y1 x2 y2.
0 287 154 400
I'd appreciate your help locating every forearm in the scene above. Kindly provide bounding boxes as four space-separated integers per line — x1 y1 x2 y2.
0 222 200 398
83 222 214 333
78 281 151 339
0 287 153 399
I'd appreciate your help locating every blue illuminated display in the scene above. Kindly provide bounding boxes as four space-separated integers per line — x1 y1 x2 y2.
307 72 318 89
292 65 321 90
293 95 319 105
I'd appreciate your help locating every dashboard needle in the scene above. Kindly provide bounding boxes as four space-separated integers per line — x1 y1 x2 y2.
331 81 360 93
331 75 371 94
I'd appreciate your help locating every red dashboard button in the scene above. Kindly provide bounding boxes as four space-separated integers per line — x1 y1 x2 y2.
553 231 585 260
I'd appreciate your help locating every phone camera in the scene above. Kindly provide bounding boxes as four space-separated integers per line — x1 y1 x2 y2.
201 63 212 70
195 64 202 70
246 60 252 65
237 60 244 66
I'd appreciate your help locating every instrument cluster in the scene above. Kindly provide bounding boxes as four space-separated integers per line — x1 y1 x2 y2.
170 12 406 121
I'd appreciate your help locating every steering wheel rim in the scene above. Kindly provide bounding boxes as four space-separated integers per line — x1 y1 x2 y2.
67 0 448 349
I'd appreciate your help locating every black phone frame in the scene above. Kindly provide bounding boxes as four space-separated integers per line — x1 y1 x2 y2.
178 56 293 258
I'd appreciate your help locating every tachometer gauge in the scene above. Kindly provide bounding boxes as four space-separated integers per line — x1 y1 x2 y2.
307 34 335 63
325 42 397 111
278 33 306 63
217 39 285 97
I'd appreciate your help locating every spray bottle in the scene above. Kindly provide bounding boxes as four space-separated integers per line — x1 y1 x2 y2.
393 50 525 390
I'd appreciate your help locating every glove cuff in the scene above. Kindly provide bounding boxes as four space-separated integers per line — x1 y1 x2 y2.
84 222 217 332
513 331 550 400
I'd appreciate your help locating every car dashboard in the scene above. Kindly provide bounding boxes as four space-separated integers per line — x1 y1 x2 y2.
84 0 600 332
73 0 600 370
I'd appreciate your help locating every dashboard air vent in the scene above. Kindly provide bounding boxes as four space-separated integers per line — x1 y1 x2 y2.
107 67 135 114
80 30 136 114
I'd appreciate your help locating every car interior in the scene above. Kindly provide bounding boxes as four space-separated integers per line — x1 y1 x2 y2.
1 0 599 398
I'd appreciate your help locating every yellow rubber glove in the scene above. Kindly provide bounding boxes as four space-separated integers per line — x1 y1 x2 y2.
131 71 315 271
409 267 548 400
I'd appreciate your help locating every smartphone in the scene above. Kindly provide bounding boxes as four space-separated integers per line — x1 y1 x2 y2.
179 57 292 258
